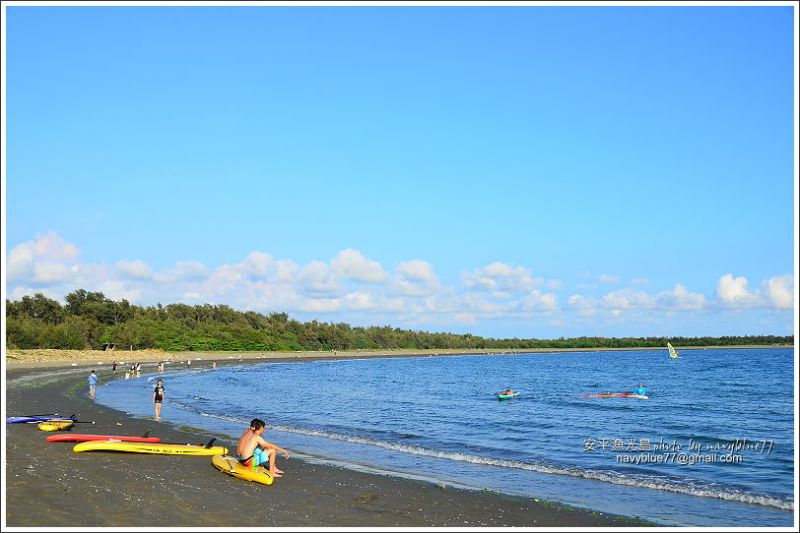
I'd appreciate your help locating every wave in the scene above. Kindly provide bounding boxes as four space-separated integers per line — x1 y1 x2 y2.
263 423 793 512
182 401 794 512
199 411 250 425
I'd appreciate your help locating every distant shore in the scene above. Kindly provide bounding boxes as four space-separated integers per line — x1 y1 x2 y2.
5 344 790 369
4 352 655 527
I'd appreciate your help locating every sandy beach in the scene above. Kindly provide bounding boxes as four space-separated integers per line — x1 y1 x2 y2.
4 349 659 528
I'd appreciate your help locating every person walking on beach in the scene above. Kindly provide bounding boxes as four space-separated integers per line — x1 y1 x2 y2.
88 370 98 400
153 379 165 421
112 361 117 374
236 418 289 477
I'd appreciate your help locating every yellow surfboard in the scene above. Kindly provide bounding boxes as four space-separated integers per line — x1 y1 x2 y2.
212 454 274 485
73 440 228 456
38 420 75 431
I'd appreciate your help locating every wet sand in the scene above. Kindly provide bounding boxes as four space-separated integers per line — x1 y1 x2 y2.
4 354 655 528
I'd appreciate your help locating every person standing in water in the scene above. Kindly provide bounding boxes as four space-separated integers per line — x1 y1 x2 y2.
153 379 165 421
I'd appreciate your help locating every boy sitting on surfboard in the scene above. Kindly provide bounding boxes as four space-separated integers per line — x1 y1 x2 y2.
236 418 290 477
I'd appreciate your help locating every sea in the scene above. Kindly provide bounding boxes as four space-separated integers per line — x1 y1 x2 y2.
95 347 795 527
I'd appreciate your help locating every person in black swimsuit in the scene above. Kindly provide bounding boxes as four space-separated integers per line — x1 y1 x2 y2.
153 379 165 421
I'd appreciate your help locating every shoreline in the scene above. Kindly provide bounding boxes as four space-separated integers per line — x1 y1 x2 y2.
5 344 790 370
4 355 655 527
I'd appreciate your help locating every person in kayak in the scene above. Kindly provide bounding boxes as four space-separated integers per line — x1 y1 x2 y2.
501 389 516 396
236 418 289 477
634 383 647 396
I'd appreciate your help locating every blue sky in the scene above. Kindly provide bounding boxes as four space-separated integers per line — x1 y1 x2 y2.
4 4 796 338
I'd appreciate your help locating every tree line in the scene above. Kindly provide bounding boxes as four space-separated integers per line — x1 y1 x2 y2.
5 290 793 352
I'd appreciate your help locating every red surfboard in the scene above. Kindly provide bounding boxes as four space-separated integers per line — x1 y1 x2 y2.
580 392 649 399
46 433 161 443
581 392 631 398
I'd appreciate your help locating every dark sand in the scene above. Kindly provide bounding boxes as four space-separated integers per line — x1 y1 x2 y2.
4 357 654 528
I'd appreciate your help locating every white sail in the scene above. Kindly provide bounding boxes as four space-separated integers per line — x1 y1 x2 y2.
667 342 681 359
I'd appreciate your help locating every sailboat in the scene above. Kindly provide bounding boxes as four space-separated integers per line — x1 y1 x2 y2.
667 342 681 359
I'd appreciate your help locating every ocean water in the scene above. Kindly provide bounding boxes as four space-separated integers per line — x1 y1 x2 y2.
96 348 795 526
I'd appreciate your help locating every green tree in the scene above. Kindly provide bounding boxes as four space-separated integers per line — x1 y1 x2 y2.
8 293 64 324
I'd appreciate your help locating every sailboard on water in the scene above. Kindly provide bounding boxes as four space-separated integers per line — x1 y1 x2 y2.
667 342 681 359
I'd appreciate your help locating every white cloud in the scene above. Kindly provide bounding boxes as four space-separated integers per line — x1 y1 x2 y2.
391 260 441 297
98 281 141 302
299 261 340 295
7 245 34 281
70 263 112 290
380 298 409 313
462 262 539 293
330 249 387 282
603 289 656 310
397 259 437 281
202 264 246 297
32 262 72 284
6 232 793 334
717 274 761 307
599 274 620 284
298 297 342 313
453 312 478 324
172 260 208 280
8 232 79 282
461 293 502 313
343 291 374 310
9 286 63 301
116 259 153 280
154 260 209 283
657 284 707 310
568 294 597 316
274 260 300 282
30 232 79 259
520 290 559 312
570 284 705 316
764 275 794 309
240 251 275 279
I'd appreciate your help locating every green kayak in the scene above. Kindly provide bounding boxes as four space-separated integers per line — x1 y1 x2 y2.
498 392 520 400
